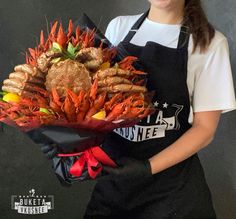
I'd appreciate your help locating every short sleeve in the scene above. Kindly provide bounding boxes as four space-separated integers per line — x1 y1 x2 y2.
105 18 116 45
105 14 142 46
105 17 123 46
193 37 236 113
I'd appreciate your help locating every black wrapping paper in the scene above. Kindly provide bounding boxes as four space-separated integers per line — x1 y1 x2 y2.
52 154 100 186
76 13 112 48
26 126 117 186
27 126 105 153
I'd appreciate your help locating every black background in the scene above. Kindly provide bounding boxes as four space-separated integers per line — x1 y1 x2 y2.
0 0 235 219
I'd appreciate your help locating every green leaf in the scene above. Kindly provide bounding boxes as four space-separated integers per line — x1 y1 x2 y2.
39 108 51 115
0 91 7 102
67 42 76 56
51 42 81 60
0 91 8 96
51 57 62 64
63 52 74 60
52 42 62 53
65 42 81 59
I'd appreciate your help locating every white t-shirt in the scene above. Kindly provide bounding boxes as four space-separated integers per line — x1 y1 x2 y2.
105 14 236 123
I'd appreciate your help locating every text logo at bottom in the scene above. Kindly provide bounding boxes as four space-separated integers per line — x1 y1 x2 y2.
11 189 54 215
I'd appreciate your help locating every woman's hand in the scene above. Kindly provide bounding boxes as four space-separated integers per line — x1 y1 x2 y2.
99 157 152 180
149 110 222 175
39 143 58 159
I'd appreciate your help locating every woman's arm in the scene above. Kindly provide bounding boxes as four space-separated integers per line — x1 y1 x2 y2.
149 110 222 175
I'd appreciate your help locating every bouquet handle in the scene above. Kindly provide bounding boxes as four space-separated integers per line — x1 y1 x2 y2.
57 146 116 179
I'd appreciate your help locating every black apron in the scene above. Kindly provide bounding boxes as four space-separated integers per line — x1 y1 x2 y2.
84 11 216 219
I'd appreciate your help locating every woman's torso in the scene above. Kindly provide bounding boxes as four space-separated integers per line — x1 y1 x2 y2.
84 13 217 218
105 14 230 124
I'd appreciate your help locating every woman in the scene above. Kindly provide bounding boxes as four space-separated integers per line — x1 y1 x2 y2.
84 0 236 218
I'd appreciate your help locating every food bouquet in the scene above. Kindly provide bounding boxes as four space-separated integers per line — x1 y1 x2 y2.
0 16 155 184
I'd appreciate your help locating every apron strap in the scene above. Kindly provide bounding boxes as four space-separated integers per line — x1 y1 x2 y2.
177 26 190 49
123 9 190 49
123 10 150 43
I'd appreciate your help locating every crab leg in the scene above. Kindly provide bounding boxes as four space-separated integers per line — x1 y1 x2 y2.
14 64 45 78
99 84 147 93
9 72 44 84
98 76 132 87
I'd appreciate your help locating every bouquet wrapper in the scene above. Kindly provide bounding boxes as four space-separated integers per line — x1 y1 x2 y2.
26 125 106 153
1 112 139 186
25 124 132 185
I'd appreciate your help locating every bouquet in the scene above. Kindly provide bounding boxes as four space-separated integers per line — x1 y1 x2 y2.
0 15 155 185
